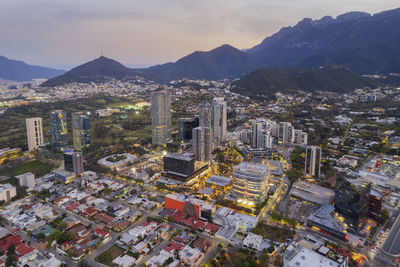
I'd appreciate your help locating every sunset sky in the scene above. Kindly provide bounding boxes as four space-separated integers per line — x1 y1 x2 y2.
1 0 398 69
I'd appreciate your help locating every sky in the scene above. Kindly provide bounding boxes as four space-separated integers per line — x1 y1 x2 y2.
0 0 398 70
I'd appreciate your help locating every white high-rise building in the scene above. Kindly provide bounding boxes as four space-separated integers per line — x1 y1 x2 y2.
25 117 43 151
15 172 36 189
251 119 274 149
211 97 227 147
305 145 322 178
151 91 172 145
192 127 212 162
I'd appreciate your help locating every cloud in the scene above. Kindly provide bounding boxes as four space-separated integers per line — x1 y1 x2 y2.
0 0 398 68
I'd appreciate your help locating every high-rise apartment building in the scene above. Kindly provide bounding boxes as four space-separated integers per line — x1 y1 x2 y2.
151 92 172 145
50 110 68 150
232 162 270 203
251 119 273 149
305 145 322 177
211 98 227 146
25 117 43 151
192 126 212 162
278 122 294 143
72 112 91 150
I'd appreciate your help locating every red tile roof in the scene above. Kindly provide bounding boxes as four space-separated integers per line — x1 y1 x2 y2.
205 223 221 233
65 202 80 211
94 228 109 237
163 241 184 252
0 234 22 252
15 243 34 257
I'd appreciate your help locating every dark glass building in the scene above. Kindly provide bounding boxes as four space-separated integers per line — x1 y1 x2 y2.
334 178 381 233
50 110 68 150
178 116 199 141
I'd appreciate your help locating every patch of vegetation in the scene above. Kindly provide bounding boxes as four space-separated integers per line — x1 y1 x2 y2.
96 245 125 266
0 160 56 178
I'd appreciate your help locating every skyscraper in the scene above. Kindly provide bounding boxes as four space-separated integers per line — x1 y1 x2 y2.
72 112 90 150
199 103 212 129
305 145 322 177
151 91 172 145
178 116 199 141
211 97 227 147
50 110 68 150
25 117 43 151
192 126 212 162
251 119 273 149
278 122 294 143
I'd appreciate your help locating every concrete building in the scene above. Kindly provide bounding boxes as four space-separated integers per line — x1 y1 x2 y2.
192 126 212 162
72 112 90 150
290 181 334 206
151 91 171 145
50 110 68 150
305 146 322 178
0 184 16 202
232 162 270 203
211 97 227 147
25 117 43 151
284 241 348 267
294 129 308 145
15 172 36 189
64 151 84 177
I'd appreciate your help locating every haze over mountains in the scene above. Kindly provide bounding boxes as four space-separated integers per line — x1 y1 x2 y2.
0 56 64 82
2 7 400 90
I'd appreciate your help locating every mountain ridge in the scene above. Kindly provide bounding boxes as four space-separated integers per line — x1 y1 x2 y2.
232 66 380 96
41 7 400 86
0 55 64 81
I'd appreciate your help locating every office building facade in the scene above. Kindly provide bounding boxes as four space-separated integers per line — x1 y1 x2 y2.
151 92 172 145
64 151 84 177
232 162 270 202
162 153 197 182
50 110 68 150
25 117 43 151
178 116 199 141
192 126 212 162
305 145 322 177
72 112 90 150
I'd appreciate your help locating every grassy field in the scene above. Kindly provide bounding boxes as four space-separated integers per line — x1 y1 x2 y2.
0 160 57 178
96 245 125 266
251 224 294 242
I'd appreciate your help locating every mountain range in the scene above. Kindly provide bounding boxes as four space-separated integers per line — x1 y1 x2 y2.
3 7 400 89
0 56 64 81
232 66 379 96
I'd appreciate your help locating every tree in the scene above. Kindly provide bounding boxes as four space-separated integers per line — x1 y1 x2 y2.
7 244 16 256
5 254 16 267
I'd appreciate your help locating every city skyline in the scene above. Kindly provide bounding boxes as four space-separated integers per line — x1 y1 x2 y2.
0 1 398 69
